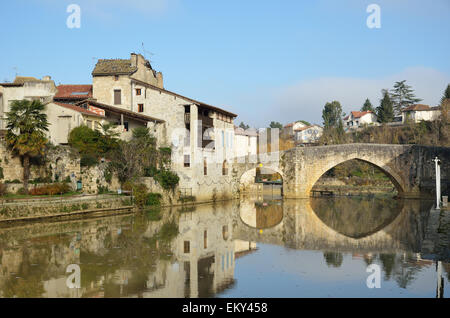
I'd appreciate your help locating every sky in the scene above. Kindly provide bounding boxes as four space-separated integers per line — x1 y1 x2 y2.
0 0 449 127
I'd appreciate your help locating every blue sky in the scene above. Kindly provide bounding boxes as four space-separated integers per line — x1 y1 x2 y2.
1 0 449 127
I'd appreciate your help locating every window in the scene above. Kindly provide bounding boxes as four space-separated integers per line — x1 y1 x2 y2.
138 104 144 113
203 158 207 176
184 241 190 254
184 155 190 168
204 230 207 249
136 88 141 96
114 89 121 105
222 160 228 176
114 75 119 81
221 130 224 147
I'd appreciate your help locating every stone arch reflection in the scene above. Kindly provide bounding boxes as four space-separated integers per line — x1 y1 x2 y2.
239 199 283 230
310 196 404 239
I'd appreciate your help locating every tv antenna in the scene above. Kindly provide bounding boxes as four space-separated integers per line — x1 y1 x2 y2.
141 42 155 63
12 66 18 77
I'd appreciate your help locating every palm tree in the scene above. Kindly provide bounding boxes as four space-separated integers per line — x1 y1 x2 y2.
5 99 49 194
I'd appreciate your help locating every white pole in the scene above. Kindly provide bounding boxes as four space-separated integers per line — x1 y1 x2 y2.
433 157 441 210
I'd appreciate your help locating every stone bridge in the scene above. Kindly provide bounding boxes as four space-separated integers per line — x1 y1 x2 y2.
232 144 450 199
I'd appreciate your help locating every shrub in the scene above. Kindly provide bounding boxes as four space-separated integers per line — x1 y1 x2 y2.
29 183 71 196
97 185 109 194
132 183 148 208
16 188 27 195
146 193 162 206
80 154 98 167
154 170 179 192
81 203 89 210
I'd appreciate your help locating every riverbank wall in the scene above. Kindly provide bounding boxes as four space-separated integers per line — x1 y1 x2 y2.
0 194 134 224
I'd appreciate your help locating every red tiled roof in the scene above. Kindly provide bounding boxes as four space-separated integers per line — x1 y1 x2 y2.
52 102 104 118
54 85 93 99
351 111 374 119
402 104 431 112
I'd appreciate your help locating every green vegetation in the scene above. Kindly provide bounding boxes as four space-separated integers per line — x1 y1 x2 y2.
321 100 346 144
5 99 49 194
68 125 118 167
239 122 250 130
269 121 283 129
390 80 422 115
377 89 395 123
361 98 374 112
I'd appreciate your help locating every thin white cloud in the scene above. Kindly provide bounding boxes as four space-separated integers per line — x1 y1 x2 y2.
238 67 450 127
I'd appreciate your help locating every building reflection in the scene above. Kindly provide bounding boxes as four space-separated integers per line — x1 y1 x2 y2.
0 196 447 298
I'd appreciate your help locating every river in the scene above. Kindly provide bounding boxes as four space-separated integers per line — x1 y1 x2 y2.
0 195 448 298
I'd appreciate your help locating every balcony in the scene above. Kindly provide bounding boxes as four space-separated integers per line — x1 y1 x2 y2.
184 113 213 127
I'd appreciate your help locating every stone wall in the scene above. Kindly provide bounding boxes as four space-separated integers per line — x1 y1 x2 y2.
0 143 80 192
0 194 131 221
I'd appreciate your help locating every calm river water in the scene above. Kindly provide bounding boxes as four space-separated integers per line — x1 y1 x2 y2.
0 195 448 298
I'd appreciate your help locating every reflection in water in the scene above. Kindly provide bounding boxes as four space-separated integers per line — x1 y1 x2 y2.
0 196 448 298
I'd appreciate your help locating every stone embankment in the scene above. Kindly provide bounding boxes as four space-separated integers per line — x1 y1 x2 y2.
0 194 134 225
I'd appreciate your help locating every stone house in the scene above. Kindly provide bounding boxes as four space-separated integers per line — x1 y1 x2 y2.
90 53 238 201
401 104 441 124
0 76 57 129
343 111 378 131
294 125 323 144
283 121 307 137
45 102 106 145
234 126 257 158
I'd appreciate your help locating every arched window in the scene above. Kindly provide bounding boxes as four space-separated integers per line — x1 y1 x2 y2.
222 160 228 176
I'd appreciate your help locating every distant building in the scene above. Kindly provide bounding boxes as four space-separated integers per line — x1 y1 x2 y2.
401 104 441 123
294 125 323 144
234 127 257 157
343 111 378 131
283 121 307 136
0 76 57 129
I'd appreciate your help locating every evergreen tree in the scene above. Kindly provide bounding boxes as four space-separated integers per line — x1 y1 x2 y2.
390 80 422 115
377 90 395 123
361 98 374 112
269 121 283 129
239 122 250 130
441 84 450 104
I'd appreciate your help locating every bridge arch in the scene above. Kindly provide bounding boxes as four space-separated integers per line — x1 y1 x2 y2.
238 165 284 194
307 157 406 197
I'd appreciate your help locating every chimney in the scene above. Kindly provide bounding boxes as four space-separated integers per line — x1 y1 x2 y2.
42 75 51 81
130 53 138 67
